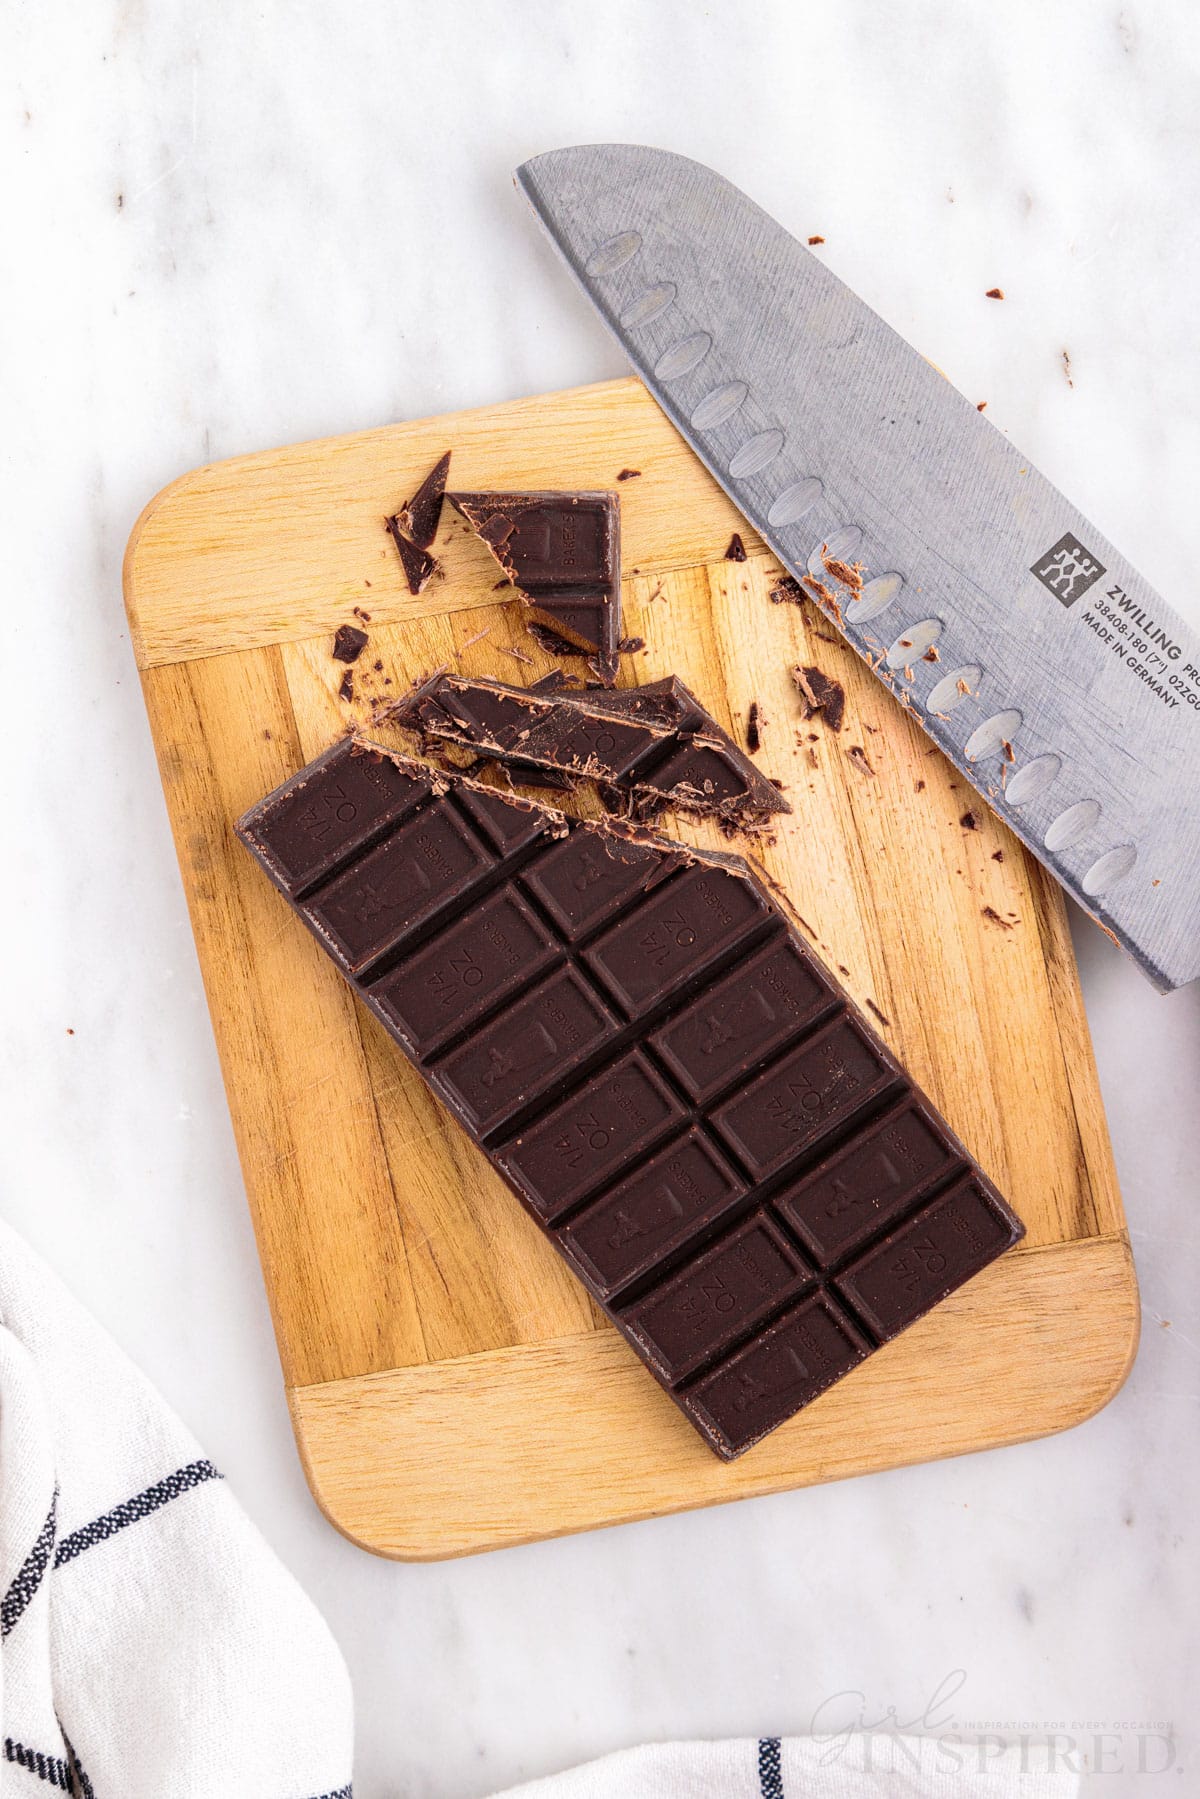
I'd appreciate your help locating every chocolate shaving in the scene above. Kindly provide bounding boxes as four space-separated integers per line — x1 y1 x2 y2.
865 998 892 1027
846 745 875 777
822 554 863 593
616 468 641 481
982 905 1014 929
724 533 748 562
332 624 369 664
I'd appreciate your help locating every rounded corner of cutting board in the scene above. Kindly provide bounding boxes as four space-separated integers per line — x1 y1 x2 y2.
122 460 216 667
284 1235 1142 1562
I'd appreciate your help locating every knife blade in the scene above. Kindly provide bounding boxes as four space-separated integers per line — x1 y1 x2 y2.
516 144 1200 992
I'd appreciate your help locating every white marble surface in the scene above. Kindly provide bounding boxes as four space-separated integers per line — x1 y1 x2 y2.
3 3 1200 1794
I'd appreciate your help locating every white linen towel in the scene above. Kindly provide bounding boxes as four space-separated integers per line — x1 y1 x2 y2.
490 1738 1081 1798
0 1216 353 1797
0 1215 1080 1799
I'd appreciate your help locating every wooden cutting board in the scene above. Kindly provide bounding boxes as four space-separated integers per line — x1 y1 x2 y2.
124 377 1138 1559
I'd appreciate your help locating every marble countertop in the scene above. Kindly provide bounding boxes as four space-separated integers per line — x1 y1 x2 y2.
4 3 1199 1794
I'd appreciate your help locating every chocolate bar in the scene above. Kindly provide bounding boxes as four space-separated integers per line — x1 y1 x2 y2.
237 738 1023 1459
449 490 621 682
391 671 790 830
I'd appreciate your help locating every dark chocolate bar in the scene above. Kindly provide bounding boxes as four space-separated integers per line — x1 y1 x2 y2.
237 738 1023 1459
449 490 622 682
391 671 790 830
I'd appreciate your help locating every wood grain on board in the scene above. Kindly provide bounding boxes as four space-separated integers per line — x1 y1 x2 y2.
125 377 1137 1558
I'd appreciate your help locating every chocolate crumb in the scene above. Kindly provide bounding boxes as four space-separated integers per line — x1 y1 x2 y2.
807 234 825 245
977 401 988 412
992 849 1004 862
746 701 762 753
725 532 748 562
332 624 369 663
1062 349 1074 388
66 1027 75 1035
263 729 272 741
618 636 645 654
616 468 641 481
846 745 875 777
837 965 849 977
960 810 979 830
986 287 1005 300
982 905 1014 929
338 669 355 702
769 574 805 606
373 658 384 671
865 998 892 1027
956 677 973 696
914 779 925 792
1001 739 1015 762
923 644 940 662
792 664 845 732
353 606 372 623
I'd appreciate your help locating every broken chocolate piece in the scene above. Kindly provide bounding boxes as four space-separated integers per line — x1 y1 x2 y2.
725 533 747 562
332 624 369 664
792 665 845 732
450 490 622 684
395 450 451 550
237 738 1024 1460
389 671 789 830
385 516 437 594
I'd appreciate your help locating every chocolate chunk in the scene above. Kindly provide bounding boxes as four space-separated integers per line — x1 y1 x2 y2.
332 624 369 664
725 533 748 562
396 450 451 550
450 490 621 684
389 671 789 831
238 740 1024 1459
746 701 762 752
792 665 845 732
385 517 438 594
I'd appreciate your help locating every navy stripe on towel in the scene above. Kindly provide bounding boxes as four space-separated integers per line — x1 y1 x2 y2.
54 1460 221 1568
3 1737 73 1790
758 1736 784 1799
1 1493 57 1637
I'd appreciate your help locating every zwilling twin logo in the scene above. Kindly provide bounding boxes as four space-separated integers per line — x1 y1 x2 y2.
1030 533 1106 607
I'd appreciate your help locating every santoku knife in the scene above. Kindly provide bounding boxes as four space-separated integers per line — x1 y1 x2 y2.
516 144 1200 992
